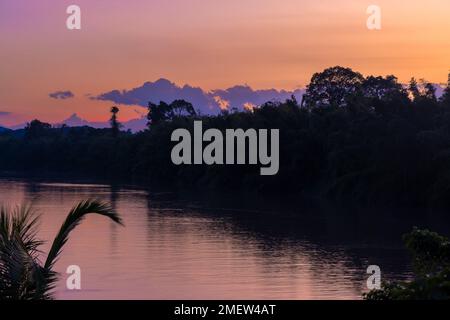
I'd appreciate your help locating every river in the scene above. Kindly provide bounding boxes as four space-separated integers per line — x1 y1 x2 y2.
2 177 442 300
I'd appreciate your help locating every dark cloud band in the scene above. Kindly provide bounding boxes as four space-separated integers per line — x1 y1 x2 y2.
49 91 75 100
92 79 304 114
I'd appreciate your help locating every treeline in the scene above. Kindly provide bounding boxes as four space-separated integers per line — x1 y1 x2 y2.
1 66 450 208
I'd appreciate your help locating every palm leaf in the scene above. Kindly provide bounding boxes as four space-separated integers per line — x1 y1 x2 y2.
1 200 122 300
0 206 46 299
44 199 123 271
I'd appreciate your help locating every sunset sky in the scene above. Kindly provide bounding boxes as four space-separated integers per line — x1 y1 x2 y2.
1 0 449 125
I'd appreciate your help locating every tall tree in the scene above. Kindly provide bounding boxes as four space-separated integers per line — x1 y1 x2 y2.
408 78 421 101
110 106 121 137
303 66 365 109
148 100 197 126
424 82 437 103
363 75 407 101
362 75 409 114
440 73 450 106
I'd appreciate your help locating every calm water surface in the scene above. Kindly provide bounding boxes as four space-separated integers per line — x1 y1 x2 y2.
1 178 440 300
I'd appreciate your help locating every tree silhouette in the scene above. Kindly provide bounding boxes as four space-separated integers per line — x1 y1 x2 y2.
25 120 52 140
110 106 121 137
424 82 437 103
0 200 122 300
440 73 450 107
365 228 450 300
362 75 407 101
361 75 410 114
408 78 421 101
147 99 197 126
408 79 438 106
303 66 365 108
4 66 450 210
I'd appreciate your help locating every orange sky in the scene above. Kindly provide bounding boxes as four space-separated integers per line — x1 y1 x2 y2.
0 0 449 124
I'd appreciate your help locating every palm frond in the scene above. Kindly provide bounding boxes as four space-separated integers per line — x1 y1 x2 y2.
1 200 122 300
0 232 47 300
44 199 123 271
0 205 47 300
11 205 43 254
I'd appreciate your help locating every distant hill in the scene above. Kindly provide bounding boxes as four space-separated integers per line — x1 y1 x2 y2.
7 114 148 133
55 113 107 129
0 126 11 133
8 122 28 130
55 113 147 133
120 117 147 133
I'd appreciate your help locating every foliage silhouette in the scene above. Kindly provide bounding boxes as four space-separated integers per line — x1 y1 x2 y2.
302 66 365 108
110 106 121 138
24 120 52 140
147 99 197 125
1 67 450 209
441 73 450 107
0 200 123 300
365 228 450 300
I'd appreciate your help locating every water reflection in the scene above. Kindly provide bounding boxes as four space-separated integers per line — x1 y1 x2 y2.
0 178 429 300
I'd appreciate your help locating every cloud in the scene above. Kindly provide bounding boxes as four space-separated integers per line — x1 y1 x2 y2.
49 90 75 100
213 96 230 111
433 83 445 98
93 79 305 114
0 111 28 128
211 85 304 111
93 79 215 114
243 102 257 112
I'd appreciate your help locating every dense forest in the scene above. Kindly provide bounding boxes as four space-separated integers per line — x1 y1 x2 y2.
1 66 450 208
